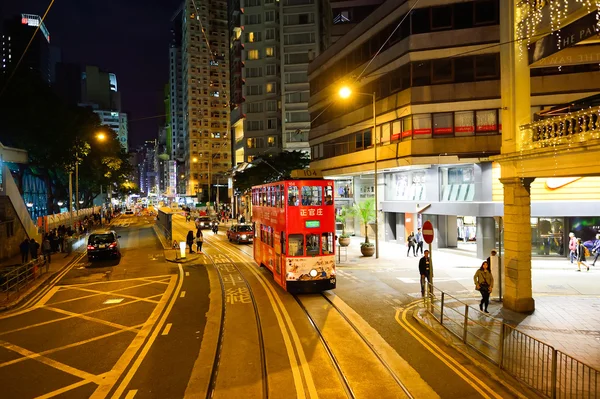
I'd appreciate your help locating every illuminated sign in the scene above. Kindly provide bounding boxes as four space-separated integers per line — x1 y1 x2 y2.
305 220 320 228
291 169 323 178
21 14 50 43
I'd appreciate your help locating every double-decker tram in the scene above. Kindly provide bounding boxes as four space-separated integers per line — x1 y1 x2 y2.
251 171 336 293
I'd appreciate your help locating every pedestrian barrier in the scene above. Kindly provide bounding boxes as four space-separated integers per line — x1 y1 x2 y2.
425 284 599 398
0 257 48 301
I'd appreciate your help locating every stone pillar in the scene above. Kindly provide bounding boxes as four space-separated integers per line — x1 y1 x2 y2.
476 217 496 260
446 215 458 248
501 177 535 313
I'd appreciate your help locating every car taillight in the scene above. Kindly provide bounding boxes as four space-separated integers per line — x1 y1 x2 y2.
87 245 95 250
109 242 117 248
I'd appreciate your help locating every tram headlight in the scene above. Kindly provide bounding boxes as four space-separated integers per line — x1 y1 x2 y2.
241 234 247 239
309 269 318 277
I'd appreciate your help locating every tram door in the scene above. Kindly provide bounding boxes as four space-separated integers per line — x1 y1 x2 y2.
273 232 284 288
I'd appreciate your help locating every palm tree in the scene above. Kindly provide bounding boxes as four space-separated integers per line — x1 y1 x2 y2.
336 205 356 237
354 199 375 245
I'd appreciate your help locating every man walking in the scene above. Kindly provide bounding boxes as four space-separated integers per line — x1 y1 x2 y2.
415 228 424 256
19 238 29 264
42 236 52 264
29 238 40 260
419 250 431 297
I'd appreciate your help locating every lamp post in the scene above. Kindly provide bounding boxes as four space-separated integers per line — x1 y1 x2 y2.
339 87 379 259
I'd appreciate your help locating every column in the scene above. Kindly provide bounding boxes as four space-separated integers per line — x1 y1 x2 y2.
501 177 535 313
446 215 458 248
476 217 496 260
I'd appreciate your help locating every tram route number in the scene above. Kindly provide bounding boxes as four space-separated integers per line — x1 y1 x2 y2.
291 169 323 178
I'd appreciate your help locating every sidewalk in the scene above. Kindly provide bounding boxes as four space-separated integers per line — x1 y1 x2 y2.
0 236 87 311
337 235 600 370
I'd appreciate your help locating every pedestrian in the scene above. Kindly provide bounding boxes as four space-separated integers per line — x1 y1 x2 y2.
212 222 218 234
42 236 52 264
474 260 493 313
415 228 424 256
576 238 589 272
196 228 204 253
29 238 40 260
407 232 416 257
186 231 195 254
568 232 577 263
486 250 497 272
19 238 29 264
591 234 600 267
240 215 246 224
419 250 431 297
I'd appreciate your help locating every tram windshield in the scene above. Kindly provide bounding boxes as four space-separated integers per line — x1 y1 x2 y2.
301 186 322 206
321 233 334 254
306 234 320 256
289 234 304 256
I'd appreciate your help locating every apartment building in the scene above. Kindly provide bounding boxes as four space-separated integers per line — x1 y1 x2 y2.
307 0 600 262
181 0 231 200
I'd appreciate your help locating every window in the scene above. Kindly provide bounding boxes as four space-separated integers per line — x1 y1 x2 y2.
286 72 308 84
306 234 320 256
285 112 310 122
266 100 277 111
285 13 314 25
265 47 275 57
246 85 263 95
301 186 322 206
433 113 453 136
246 102 263 113
413 114 432 138
285 92 309 103
284 33 315 45
266 82 276 93
289 234 304 256
266 64 277 76
454 57 475 83
455 111 475 136
267 118 277 129
265 10 276 22
432 59 453 83
412 61 431 86
247 120 264 131
246 67 262 77
431 6 453 30
325 186 333 205
475 110 498 133
246 0 261 6
474 0 497 25
285 53 310 64
245 32 261 42
411 8 430 34
247 49 259 60
475 54 499 79
245 14 261 24
288 185 299 206
321 233 334 254
267 136 277 147
265 29 275 40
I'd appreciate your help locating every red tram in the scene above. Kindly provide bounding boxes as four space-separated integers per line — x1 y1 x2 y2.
251 174 336 293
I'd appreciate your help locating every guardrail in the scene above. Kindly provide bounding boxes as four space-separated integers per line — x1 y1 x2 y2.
425 284 599 398
0 257 49 301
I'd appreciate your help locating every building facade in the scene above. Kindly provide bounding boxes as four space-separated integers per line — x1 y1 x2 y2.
180 0 231 202
307 0 600 281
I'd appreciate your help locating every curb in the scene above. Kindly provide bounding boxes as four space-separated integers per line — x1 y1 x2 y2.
163 249 204 264
0 250 85 313
411 307 542 399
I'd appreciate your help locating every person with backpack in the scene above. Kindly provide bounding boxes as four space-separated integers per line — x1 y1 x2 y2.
568 232 577 263
474 260 493 313
576 238 590 272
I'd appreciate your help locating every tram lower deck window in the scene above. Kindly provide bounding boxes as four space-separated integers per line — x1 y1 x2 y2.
289 234 304 256
321 233 333 254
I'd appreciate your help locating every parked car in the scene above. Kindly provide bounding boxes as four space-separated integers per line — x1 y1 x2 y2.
196 216 217 229
125 208 134 215
227 224 253 244
87 231 121 260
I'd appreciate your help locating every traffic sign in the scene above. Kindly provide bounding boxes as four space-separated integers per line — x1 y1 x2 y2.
422 220 434 244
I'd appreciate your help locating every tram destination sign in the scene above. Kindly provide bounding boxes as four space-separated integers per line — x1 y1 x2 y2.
291 169 323 178
305 220 321 228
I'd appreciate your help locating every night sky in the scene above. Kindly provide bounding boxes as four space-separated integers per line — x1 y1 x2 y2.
1 0 182 148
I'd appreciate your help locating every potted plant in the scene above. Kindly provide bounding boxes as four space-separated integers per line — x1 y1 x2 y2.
336 205 355 247
354 199 376 257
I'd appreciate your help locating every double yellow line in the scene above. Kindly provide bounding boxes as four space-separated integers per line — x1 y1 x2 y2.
395 303 504 399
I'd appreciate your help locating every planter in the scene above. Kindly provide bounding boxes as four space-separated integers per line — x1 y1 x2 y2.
339 237 351 247
360 245 375 257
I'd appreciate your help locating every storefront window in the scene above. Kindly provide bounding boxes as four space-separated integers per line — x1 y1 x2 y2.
531 217 564 256
334 180 352 198
440 166 475 201
387 171 426 201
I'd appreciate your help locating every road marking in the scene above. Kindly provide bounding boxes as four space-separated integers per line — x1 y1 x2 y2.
51 279 168 306
58 274 173 288
124 390 138 399
0 339 105 384
180 291 186 298
45 306 137 332
185 271 190 277
162 323 173 336
35 380 92 399
63 286 159 304
395 304 503 399
103 298 125 304
106 265 184 399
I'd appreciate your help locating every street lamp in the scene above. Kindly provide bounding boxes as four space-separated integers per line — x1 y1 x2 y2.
339 86 379 259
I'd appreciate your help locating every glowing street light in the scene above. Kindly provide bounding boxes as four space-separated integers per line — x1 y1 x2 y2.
96 132 107 141
338 86 352 99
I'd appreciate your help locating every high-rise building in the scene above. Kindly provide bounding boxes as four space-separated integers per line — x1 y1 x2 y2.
180 0 231 201
230 0 329 166
169 5 186 195
1 14 52 83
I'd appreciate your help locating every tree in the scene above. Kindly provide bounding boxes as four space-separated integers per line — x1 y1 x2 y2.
336 205 356 238
233 150 310 192
354 199 375 245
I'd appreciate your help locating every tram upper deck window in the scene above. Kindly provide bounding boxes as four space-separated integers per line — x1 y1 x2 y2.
288 186 299 206
301 186 322 206
279 185 285 207
289 234 304 256
321 233 333 254
325 186 333 205
306 234 320 256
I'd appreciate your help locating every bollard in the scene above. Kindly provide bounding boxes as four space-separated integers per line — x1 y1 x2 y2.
463 305 469 343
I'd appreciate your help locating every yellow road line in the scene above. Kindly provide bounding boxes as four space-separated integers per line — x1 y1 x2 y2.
161 323 172 336
124 390 138 399
44 306 139 332
61 287 159 304
0 324 144 368
58 275 174 288
395 304 503 399
108 265 184 399
35 379 92 399
1 339 104 384
56 279 169 303
209 239 318 399
89 273 178 399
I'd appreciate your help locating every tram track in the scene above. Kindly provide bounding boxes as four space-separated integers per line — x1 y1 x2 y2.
201 239 269 399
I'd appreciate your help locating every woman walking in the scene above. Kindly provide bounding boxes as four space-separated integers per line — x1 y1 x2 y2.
407 232 416 257
474 261 493 313
196 228 204 253
186 231 195 254
576 238 589 271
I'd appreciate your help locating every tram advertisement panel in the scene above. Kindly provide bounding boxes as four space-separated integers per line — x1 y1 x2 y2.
285 256 335 281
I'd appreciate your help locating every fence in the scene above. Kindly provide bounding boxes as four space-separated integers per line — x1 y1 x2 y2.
425 284 599 398
0 257 49 301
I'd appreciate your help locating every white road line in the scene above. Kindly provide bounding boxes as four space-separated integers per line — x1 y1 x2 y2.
162 323 173 336
180 291 186 298
185 271 190 277
124 390 138 399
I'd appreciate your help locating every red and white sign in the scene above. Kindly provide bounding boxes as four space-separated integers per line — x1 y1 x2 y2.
422 220 434 244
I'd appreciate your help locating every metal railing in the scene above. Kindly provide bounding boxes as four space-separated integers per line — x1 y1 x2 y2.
0 257 49 301
425 284 599 398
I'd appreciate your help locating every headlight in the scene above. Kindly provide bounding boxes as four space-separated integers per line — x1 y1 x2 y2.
200 222 204 226
309 269 318 277
241 234 247 239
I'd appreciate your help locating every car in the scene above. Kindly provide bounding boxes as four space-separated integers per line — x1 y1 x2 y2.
227 224 253 244
87 231 121 260
196 216 217 229
125 208 134 215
